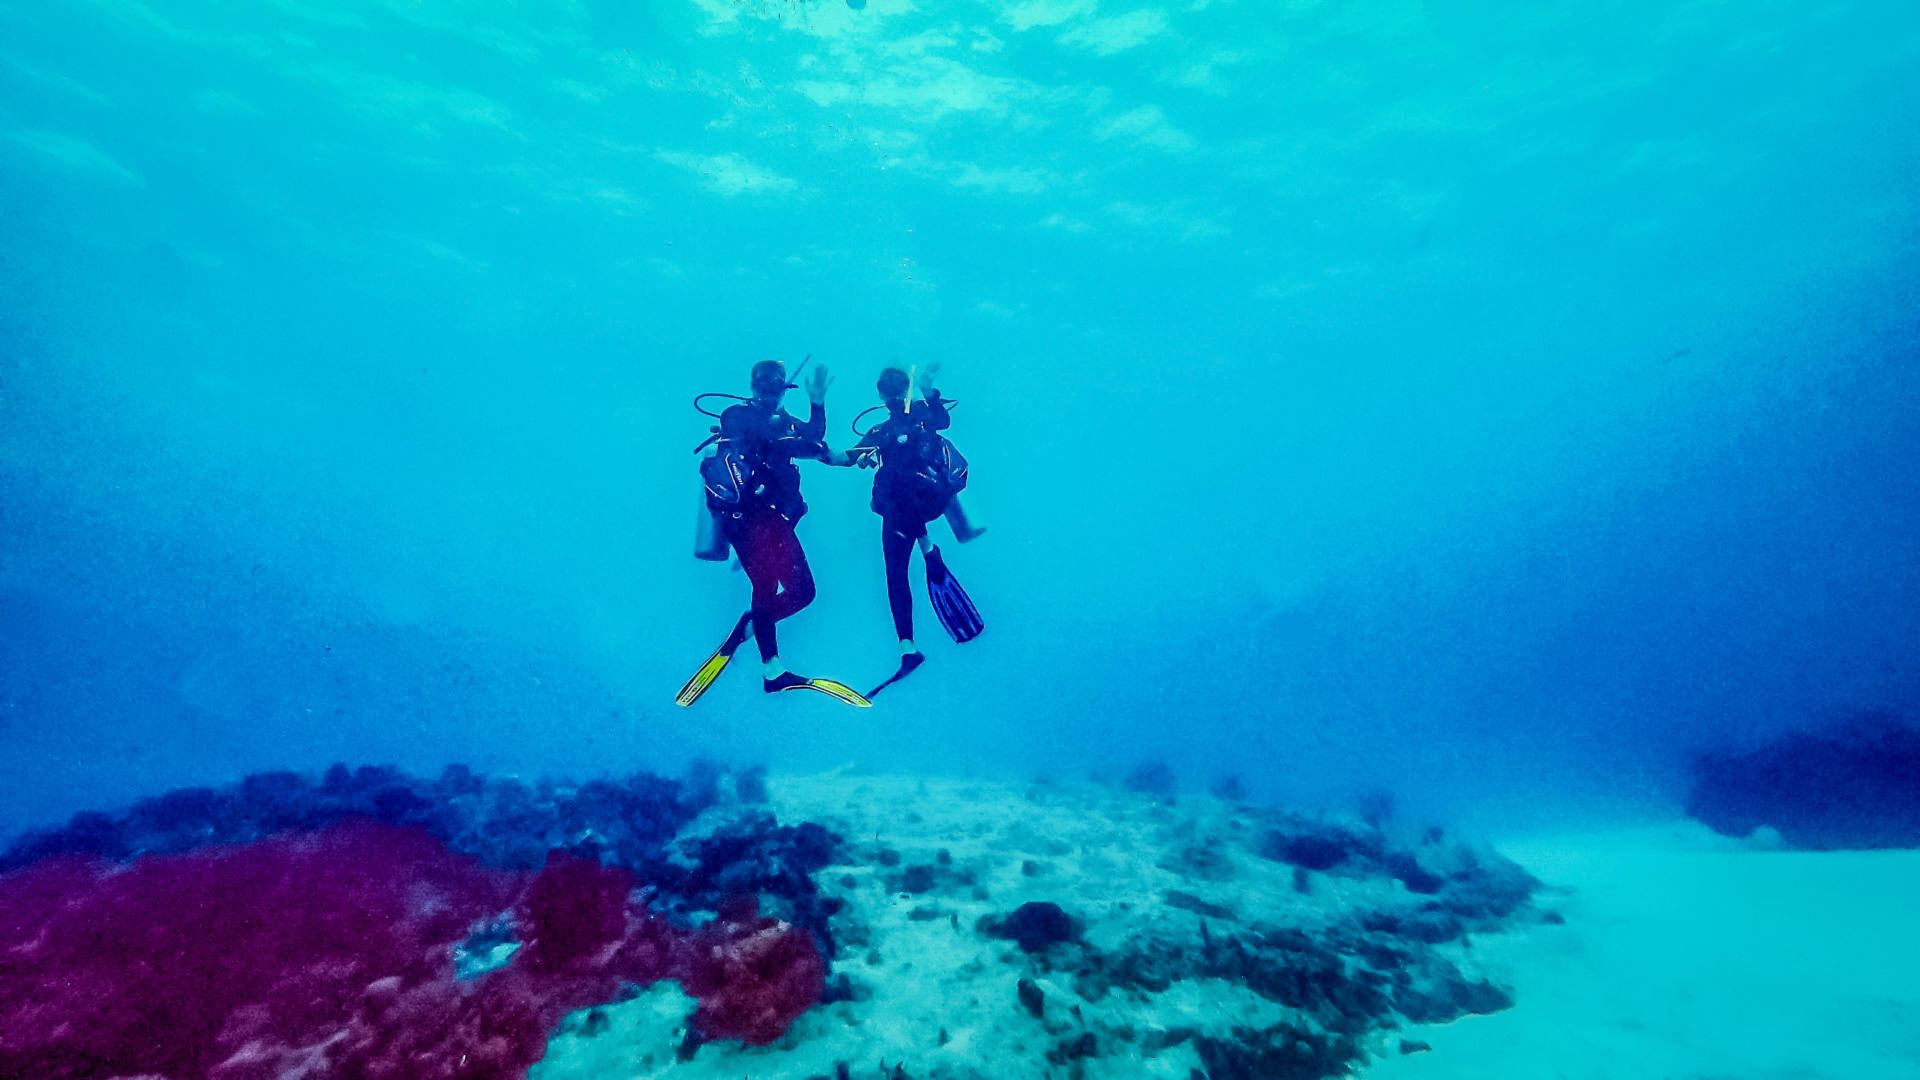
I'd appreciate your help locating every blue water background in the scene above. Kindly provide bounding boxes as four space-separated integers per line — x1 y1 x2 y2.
2 0 1916 838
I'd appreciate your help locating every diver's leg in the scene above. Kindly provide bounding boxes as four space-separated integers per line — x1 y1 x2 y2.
883 519 916 644
731 515 784 663
757 519 832 687
723 610 752 652
864 517 927 697
743 517 816 679
763 519 816 624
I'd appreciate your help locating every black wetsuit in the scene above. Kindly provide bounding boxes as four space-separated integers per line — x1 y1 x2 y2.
718 398 826 662
854 393 952 642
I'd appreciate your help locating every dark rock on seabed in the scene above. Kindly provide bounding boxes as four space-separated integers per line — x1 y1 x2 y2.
982 900 1079 953
670 812 848 957
1017 978 1045 1019
1252 811 1540 930
1195 1023 1363 1080
1165 889 1237 920
1265 832 1352 871
1687 711 1920 849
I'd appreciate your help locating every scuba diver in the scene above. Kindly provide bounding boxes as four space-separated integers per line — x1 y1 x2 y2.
678 358 870 708
850 362 985 698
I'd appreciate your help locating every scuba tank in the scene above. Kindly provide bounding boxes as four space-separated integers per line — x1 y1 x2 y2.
694 445 730 561
694 505 729 561
944 491 986 542
914 431 986 541
692 417 733 562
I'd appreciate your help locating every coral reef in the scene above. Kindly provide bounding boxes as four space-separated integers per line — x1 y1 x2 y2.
0 822 519 1078
3 766 1550 1080
0 821 824 1079
682 898 831 1046
517 850 641 974
0 763 710 875
0 767 834 1080
666 812 846 959
1 763 855 959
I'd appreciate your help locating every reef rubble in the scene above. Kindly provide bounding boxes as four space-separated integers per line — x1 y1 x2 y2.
541 771 1551 1080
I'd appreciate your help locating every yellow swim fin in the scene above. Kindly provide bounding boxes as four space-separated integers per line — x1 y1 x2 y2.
675 649 733 707
800 678 873 708
676 613 751 707
765 672 872 708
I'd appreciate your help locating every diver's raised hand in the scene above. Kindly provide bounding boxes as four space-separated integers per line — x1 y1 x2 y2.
806 363 833 404
914 360 941 393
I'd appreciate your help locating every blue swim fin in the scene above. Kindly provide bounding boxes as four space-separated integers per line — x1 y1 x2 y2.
868 651 926 699
924 546 983 643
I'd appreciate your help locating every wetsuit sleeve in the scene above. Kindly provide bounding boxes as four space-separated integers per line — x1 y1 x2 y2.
777 403 830 462
918 391 952 431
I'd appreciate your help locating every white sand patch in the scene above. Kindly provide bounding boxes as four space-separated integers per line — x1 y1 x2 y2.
1365 824 1920 1079
535 984 700 1077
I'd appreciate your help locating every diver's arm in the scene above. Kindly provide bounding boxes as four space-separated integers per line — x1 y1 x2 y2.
910 362 950 430
837 429 882 469
917 390 951 431
800 364 832 440
816 447 867 467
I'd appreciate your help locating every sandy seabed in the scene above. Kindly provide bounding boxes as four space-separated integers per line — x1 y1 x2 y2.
1369 824 1920 1079
530 771 1920 1080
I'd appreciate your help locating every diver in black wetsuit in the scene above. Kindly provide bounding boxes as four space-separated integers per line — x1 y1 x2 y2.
851 363 984 697
677 358 868 707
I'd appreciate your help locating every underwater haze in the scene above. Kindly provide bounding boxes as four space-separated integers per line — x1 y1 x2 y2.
3 0 1918 835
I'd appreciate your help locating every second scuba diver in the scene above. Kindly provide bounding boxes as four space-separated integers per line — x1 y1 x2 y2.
851 362 985 698
677 358 871 708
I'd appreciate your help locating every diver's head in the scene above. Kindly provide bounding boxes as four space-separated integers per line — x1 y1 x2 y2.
876 366 911 403
750 360 791 402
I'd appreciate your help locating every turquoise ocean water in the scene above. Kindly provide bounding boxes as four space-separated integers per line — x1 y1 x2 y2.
3 0 1917 835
